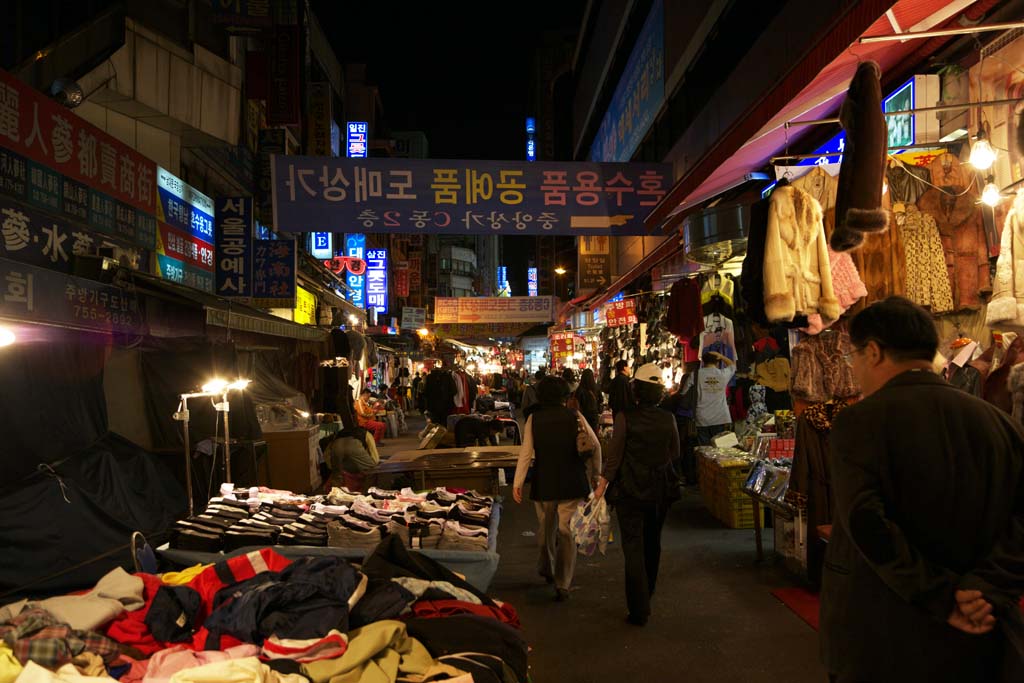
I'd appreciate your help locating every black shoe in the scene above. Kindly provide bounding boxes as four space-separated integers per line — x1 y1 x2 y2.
626 613 648 626
555 588 570 602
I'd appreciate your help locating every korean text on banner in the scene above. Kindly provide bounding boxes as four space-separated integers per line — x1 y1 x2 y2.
400 306 426 330
0 256 145 334
215 197 253 298
605 298 638 327
365 248 388 314
0 69 158 215
433 296 554 324
271 156 671 236
251 239 296 308
155 167 215 292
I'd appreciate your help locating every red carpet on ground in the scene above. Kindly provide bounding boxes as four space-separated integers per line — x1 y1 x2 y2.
771 589 1024 632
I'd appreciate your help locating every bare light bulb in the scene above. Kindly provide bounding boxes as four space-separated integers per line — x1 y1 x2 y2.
981 182 1002 207
227 378 251 391
0 327 14 347
970 138 997 171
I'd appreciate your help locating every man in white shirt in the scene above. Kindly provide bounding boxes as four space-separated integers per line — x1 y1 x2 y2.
682 351 736 445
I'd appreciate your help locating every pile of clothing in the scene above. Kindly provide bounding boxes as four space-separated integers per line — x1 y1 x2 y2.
0 538 526 683
169 488 495 554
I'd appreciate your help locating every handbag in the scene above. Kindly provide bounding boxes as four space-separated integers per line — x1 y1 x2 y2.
575 412 599 458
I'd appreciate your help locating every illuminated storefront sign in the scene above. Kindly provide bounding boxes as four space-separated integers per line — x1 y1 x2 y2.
344 233 366 308
366 248 388 314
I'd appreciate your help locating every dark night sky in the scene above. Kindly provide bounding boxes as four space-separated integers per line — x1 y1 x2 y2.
310 1 586 160
311 1 586 294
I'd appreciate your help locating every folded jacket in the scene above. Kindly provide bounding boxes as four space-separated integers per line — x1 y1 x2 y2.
223 530 278 552
261 630 348 663
169 529 222 553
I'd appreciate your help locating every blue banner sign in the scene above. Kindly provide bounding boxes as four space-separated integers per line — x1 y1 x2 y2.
344 233 366 309
311 231 332 259
156 167 215 244
251 239 296 308
365 247 388 314
527 267 538 297
589 0 664 162
215 196 253 298
347 122 368 159
272 157 672 235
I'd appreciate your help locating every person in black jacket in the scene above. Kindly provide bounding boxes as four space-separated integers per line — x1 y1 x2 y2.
423 365 457 426
574 368 601 432
820 297 1024 682
595 363 679 626
513 376 602 601
607 360 635 417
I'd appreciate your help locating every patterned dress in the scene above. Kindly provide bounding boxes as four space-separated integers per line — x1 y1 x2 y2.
901 204 954 314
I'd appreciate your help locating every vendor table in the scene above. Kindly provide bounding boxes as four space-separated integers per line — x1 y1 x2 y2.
369 446 520 495
158 501 503 592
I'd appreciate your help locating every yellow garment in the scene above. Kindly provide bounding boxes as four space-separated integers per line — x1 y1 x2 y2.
13 661 116 682
167 657 305 683
160 564 209 586
302 621 437 683
70 654 106 677
0 644 22 683
754 358 792 393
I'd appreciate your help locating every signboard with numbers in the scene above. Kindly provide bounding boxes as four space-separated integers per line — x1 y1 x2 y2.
251 239 296 308
0 256 145 335
433 296 555 324
272 157 671 236
365 248 388 314
0 69 157 214
605 298 638 327
214 196 253 298
0 196 145 274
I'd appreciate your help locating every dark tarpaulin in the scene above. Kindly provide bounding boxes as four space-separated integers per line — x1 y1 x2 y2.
0 433 185 599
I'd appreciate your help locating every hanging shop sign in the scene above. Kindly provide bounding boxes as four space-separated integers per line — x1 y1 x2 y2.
366 247 388 314
394 260 410 298
588 0 664 162
268 26 301 126
347 122 368 158
307 83 334 157
343 233 366 308
528 267 538 296
549 330 584 364
433 295 555 324
400 306 426 330
272 157 671 236
605 298 638 327
310 231 332 259
577 234 611 290
0 195 145 275
251 239 296 308
293 285 316 325
0 256 144 334
155 167 215 292
257 128 285 226
322 255 366 275
431 322 535 339
214 196 253 298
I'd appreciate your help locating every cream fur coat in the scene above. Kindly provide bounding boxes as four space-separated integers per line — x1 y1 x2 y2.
986 191 1024 327
763 185 841 323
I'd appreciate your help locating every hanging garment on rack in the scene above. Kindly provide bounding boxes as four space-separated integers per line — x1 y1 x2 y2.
885 160 930 205
700 273 734 309
944 341 985 397
986 191 1024 327
848 187 906 313
801 246 868 335
899 204 954 314
792 165 839 240
917 153 990 310
790 328 860 403
666 277 704 338
762 184 841 324
983 335 1024 414
698 313 737 362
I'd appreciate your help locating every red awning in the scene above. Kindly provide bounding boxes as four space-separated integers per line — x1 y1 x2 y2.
645 0 989 232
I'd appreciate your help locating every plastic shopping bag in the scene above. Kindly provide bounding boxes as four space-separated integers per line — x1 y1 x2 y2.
571 495 612 557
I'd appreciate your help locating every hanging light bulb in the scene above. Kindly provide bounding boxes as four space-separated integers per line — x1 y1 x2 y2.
981 177 1002 207
970 128 997 170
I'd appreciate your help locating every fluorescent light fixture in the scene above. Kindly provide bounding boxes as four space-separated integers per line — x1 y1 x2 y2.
202 378 228 394
0 327 14 347
938 128 969 143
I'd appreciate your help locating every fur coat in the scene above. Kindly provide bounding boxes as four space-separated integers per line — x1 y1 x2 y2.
763 184 841 324
985 191 1024 327
832 61 890 252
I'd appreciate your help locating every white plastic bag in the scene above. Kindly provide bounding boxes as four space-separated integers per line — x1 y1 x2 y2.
571 495 612 556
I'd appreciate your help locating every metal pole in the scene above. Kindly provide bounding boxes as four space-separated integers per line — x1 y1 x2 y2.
859 20 1024 44
787 96 1024 128
182 397 194 516
222 391 232 483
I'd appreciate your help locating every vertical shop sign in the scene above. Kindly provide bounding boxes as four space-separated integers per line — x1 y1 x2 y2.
257 128 285 226
293 285 316 325
310 231 332 259
268 26 300 126
365 247 388 314
605 298 638 327
155 167 215 292
577 235 611 290
527 267 538 296
251 239 296 307
307 82 334 156
344 233 366 308
347 122 368 158
393 260 410 297
214 196 253 298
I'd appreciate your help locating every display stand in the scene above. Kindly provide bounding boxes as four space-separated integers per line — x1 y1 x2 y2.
370 446 520 494
263 426 322 493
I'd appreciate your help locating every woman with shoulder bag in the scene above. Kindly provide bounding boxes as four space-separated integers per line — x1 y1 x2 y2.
595 363 680 626
574 368 602 433
514 376 602 601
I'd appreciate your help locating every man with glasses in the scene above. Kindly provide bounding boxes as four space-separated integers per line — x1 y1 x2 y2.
821 296 1024 682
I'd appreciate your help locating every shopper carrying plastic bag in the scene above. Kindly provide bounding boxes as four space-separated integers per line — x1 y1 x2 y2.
571 495 612 557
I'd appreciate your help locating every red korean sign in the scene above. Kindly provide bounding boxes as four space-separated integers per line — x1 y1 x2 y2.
605 298 638 327
549 331 584 362
0 69 157 214
393 264 410 298
157 222 214 272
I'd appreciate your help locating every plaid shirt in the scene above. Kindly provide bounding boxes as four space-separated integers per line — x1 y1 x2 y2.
0 607 120 668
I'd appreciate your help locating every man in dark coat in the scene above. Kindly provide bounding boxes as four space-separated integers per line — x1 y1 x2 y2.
423 366 457 426
821 297 1024 682
607 360 635 417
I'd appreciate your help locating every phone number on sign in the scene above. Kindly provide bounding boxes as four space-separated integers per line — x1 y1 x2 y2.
73 305 136 326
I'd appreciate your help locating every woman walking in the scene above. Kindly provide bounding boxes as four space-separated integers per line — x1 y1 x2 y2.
513 376 602 601
595 363 680 625
574 368 602 432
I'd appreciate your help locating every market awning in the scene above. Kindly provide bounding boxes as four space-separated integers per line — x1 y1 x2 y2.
645 0 990 233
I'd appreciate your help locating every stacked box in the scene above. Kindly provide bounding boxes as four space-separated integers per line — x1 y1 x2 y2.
698 455 764 529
